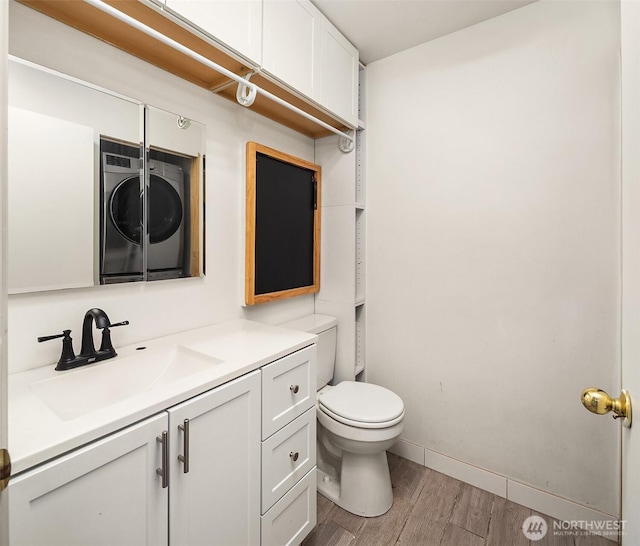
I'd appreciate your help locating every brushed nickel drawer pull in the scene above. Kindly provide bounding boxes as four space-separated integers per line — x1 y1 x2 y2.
178 418 190 474
156 431 168 488
290 384 300 394
290 451 299 462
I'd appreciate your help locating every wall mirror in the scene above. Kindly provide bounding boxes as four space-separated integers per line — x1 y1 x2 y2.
7 57 206 293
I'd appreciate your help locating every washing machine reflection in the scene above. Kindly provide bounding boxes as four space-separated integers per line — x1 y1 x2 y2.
100 138 189 284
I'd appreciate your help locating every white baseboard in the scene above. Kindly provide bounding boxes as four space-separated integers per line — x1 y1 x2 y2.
389 438 618 542
389 438 424 466
508 480 618 542
423 445 507 498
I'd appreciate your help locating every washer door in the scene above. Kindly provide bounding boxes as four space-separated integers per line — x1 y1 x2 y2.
110 175 142 245
110 174 183 245
148 174 183 244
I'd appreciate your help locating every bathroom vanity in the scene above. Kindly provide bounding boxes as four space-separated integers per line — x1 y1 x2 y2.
8 320 317 546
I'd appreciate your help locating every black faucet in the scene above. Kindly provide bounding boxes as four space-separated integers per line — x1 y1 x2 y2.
38 308 129 371
80 308 115 359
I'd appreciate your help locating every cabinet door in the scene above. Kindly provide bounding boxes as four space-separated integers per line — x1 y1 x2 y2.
164 0 262 64
168 370 261 546
319 17 359 127
9 413 168 546
262 0 322 100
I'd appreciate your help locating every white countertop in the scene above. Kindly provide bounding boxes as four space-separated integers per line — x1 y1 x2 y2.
9 319 316 475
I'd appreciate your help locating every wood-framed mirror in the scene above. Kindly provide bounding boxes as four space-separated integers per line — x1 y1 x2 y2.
245 142 321 305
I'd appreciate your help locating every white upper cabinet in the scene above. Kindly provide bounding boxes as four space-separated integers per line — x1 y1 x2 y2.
262 0 322 101
164 0 263 65
262 0 358 127
159 0 359 127
319 17 359 127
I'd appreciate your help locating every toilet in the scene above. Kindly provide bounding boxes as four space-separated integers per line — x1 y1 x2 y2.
282 314 405 517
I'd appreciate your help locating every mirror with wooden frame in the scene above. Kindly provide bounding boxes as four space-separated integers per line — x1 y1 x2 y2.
245 142 321 305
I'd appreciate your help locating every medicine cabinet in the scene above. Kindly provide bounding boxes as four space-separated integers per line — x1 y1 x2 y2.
7 57 205 293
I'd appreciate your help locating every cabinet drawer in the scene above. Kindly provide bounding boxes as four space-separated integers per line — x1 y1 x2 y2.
262 407 316 512
261 468 317 546
262 345 316 439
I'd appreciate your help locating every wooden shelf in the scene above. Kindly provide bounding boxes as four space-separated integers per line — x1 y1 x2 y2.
18 0 350 139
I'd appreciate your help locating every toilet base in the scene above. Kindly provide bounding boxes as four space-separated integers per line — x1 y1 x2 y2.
317 450 393 517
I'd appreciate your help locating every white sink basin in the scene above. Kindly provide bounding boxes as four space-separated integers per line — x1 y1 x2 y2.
29 345 224 420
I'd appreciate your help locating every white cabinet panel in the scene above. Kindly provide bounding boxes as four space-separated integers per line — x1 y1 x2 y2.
168 370 261 546
9 413 168 546
262 0 322 100
319 18 358 127
165 0 262 64
262 345 316 439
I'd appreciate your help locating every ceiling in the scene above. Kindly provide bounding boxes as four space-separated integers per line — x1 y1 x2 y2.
312 0 538 64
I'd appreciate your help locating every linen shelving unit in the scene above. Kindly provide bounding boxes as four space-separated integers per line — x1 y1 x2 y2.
315 62 367 384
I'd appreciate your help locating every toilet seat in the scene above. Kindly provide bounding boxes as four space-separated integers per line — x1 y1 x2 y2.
318 381 405 429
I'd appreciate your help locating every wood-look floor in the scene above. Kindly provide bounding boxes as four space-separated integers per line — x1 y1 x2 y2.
302 453 615 546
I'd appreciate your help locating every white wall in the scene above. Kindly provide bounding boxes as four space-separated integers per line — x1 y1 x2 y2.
366 0 620 515
8 1 315 373
0 0 9 541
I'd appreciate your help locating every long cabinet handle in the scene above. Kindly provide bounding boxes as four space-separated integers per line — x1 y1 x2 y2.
156 431 169 488
178 419 190 474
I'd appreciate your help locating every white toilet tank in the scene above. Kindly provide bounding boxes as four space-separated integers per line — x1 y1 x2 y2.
282 314 337 389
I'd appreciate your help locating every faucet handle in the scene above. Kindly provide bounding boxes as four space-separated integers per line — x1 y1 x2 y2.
38 330 78 370
37 331 68 343
109 321 130 329
99 320 129 355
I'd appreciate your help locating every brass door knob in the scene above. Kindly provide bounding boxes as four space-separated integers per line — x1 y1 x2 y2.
581 388 632 428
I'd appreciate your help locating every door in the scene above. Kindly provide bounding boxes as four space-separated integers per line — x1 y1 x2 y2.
9 413 168 546
621 2 640 544
168 370 261 546
0 0 9 542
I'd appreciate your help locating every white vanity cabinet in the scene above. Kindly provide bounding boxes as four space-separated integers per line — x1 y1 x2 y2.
8 337 317 546
9 372 261 546
163 0 262 65
9 413 169 546
168 370 261 546
260 346 317 546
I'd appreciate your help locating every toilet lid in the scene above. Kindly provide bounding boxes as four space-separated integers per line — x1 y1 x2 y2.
318 382 404 427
